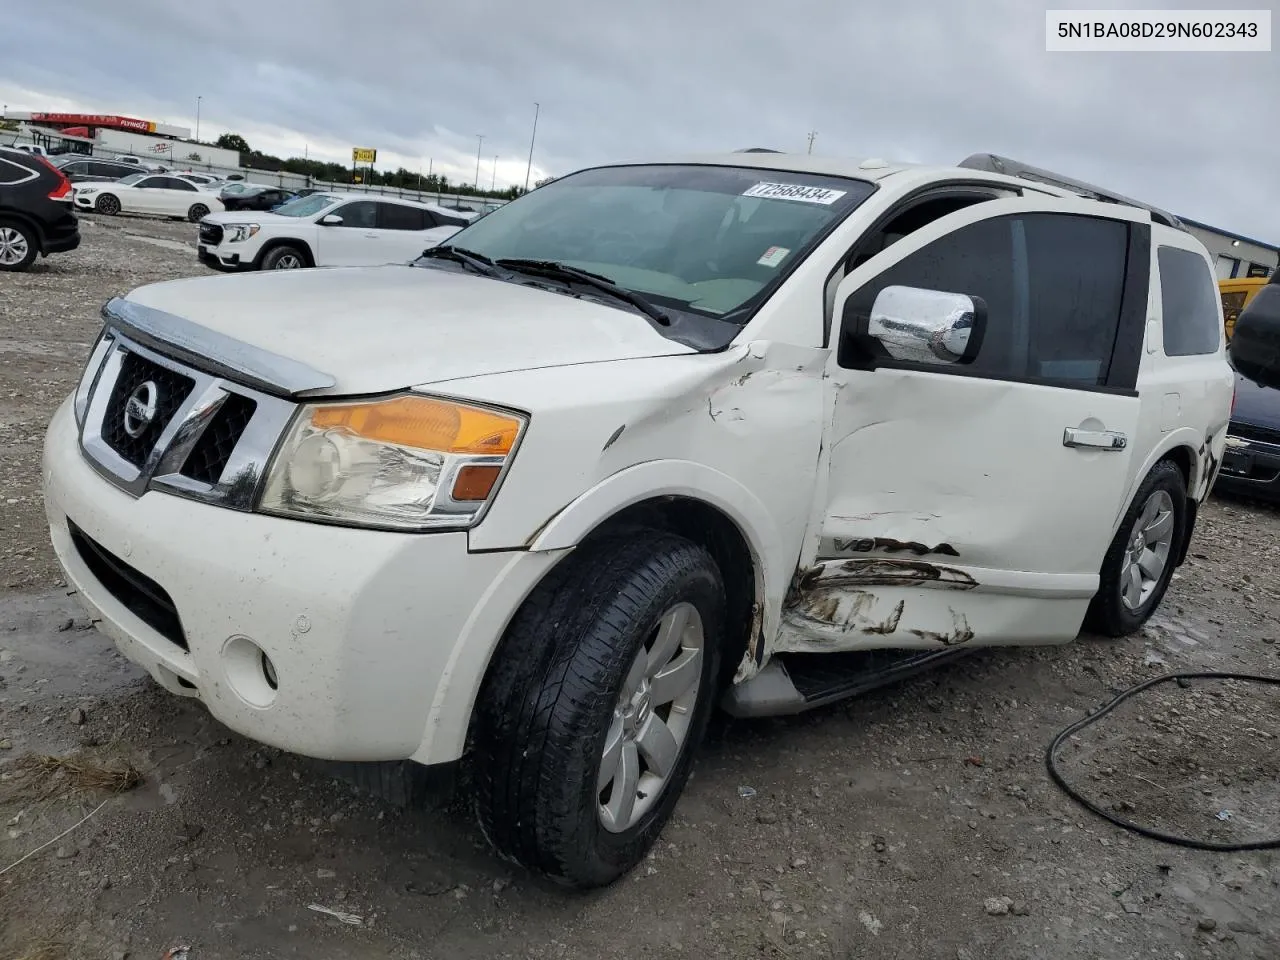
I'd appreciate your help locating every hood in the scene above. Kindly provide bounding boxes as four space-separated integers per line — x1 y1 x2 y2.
202 209 296 226
1232 372 1280 430
122 264 696 395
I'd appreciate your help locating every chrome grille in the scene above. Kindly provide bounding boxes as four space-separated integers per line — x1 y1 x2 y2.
100 349 194 468
76 331 297 510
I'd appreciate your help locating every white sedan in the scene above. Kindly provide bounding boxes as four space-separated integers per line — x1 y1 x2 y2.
73 173 225 222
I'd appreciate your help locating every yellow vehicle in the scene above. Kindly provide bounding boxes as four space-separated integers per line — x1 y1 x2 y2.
1220 277 1269 340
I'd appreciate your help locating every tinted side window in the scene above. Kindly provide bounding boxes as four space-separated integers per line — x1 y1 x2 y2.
379 203 428 230
435 212 470 228
331 201 377 229
841 218 1015 376
0 158 34 184
842 213 1129 386
135 177 163 188
60 162 89 176
160 177 196 191
1022 213 1127 385
1158 246 1220 356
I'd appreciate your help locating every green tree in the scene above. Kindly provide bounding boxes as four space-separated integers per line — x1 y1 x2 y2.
215 133 250 153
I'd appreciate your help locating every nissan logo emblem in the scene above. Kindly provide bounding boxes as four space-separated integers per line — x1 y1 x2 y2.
123 381 159 439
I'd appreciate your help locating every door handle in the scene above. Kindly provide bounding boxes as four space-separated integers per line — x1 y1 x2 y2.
363 232 379 238
1063 427 1127 451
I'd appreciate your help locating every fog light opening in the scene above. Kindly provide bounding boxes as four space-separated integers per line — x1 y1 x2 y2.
261 651 279 690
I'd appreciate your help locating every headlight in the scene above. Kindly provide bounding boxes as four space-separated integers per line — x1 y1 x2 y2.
73 330 115 426
259 393 526 531
224 223 260 242
76 186 99 195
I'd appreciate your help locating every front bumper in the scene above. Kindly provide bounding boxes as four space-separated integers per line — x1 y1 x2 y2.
43 395 565 763
1213 435 1280 502
197 244 243 269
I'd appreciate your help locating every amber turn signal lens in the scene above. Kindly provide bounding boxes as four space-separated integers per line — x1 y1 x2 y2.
309 395 521 455
452 464 503 501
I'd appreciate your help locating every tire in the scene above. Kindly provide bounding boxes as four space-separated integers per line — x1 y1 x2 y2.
0 220 38 272
95 194 120 215
1084 459 1187 637
260 244 307 270
472 531 725 888
187 203 209 223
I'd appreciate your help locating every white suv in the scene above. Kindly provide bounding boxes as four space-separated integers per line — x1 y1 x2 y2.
44 152 1236 889
197 192 469 271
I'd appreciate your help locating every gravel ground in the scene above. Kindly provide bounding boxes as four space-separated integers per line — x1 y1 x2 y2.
2 216 1280 960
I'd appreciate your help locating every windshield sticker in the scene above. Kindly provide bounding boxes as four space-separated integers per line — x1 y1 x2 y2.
742 182 847 205
757 246 790 268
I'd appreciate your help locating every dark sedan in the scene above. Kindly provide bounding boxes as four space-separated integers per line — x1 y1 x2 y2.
220 185 297 211
1216 372 1280 502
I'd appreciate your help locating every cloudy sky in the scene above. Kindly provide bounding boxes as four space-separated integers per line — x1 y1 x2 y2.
1 0 1276 239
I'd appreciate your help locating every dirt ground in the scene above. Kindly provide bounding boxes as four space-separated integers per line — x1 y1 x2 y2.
2 216 1280 960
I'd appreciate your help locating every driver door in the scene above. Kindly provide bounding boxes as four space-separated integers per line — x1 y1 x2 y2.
782 196 1151 652
315 200 383 266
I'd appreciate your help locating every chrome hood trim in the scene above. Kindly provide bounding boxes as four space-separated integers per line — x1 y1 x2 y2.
102 296 337 398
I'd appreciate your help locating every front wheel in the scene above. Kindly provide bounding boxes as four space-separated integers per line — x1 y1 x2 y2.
95 194 120 215
187 203 209 222
1085 459 1187 637
261 244 306 270
472 531 724 888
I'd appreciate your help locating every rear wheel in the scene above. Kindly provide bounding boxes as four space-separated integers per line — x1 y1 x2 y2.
95 194 120 215
1085 459 1187 637
187 203 209 222
0 221 37 272
472 531 724 888
261 244 306 270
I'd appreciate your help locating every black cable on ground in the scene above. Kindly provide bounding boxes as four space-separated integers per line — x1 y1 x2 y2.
1046 670 1280 851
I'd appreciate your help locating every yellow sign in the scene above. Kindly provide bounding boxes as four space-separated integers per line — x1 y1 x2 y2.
352 147 377 164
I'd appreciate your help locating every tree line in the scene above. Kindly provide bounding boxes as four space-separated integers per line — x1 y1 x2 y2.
214 133 526 200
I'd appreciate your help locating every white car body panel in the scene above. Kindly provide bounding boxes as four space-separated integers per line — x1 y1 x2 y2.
42 153 1235 765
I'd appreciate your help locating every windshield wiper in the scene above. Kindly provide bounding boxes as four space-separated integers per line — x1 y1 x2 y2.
495 258 671 326
418 245 503 277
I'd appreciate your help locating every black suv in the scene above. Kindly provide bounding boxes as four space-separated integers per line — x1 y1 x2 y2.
0 147 80 272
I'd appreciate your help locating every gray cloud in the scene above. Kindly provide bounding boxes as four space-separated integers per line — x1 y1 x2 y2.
1 0 1276 239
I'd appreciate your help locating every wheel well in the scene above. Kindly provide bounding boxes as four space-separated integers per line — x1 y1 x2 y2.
254 237 314 268
1144 446 1198 569
1160 445 1194 490
578 496 758 689
0 210 46 252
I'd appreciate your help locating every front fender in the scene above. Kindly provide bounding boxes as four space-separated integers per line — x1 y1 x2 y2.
528 458 790 679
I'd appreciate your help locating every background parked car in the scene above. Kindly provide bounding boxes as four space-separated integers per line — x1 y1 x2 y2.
73 173 224 221
50 156 147 184
1216 372 1280 503
173 171 224 189
220 184 297 212
0 146 79 272
198 192 466 270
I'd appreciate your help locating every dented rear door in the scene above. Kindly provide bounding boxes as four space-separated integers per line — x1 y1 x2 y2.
780 197 1150 654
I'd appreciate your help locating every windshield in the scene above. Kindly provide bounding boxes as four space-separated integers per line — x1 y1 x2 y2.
421 164 876 323
273 194 338 218
117 174 145 186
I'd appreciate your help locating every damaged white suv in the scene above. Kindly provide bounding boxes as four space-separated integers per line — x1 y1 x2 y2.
44 152 1235 888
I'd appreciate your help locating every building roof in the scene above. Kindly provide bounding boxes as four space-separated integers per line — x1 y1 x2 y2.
1176 216 1280 255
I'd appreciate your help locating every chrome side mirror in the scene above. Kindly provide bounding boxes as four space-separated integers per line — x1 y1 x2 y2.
319 214 343 226
866 285 985 365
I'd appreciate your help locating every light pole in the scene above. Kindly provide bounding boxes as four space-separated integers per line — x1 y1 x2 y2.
523 101 540 193
195 96 202 142
474 134 485 191
491 155 498 191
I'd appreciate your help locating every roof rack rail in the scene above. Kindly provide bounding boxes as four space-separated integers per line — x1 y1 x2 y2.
958 153 1184 230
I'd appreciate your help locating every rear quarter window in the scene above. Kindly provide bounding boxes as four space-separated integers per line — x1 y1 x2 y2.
1158 246 1221 356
